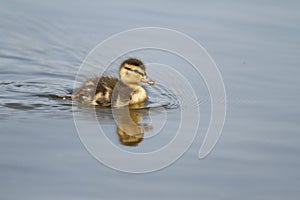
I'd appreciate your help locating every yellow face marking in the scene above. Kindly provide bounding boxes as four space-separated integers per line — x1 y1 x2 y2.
124 64 145 76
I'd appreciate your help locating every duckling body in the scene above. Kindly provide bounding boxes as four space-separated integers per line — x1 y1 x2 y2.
73 58 155 107
111 81 146 107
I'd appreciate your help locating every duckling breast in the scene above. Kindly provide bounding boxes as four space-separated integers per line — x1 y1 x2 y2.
130 86 147 104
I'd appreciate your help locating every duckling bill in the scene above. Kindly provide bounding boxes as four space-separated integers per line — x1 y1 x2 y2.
72 58 155 107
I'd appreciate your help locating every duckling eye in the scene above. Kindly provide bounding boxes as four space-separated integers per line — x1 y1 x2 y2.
124 66 145 76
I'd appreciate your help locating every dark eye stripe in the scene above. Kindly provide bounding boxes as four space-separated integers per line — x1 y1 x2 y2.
124 66 145 76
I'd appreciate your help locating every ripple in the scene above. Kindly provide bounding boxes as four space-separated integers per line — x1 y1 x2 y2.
4 103 34 110
0 54 34 62
0 76 180 119
146 83 180 109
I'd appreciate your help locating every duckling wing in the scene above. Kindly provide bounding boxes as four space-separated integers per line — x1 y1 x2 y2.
73 76 118 106
96 76 118 94
93 76 118 106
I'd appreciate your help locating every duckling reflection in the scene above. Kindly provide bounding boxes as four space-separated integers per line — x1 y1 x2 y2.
113 104 152 146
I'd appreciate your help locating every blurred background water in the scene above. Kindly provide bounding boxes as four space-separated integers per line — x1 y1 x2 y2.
0 0 300 199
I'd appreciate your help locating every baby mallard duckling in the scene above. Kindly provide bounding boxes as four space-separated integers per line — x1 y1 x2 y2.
73 58 155 107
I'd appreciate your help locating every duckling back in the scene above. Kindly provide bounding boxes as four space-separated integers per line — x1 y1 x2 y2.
73 76 118 106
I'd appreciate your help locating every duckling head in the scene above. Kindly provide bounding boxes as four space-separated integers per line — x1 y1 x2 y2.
119 58 155 86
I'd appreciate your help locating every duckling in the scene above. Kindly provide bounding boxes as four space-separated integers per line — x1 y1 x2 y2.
72 58 155 107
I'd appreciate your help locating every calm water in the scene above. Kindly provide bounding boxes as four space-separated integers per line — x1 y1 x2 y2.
1 0 300 199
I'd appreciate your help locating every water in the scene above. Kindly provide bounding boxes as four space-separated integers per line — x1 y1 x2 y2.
1 0 300 199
